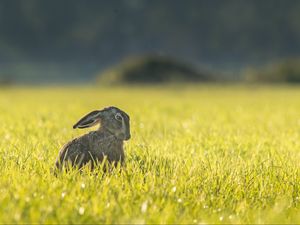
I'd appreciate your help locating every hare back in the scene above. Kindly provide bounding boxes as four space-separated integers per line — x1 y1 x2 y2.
55 131 124 170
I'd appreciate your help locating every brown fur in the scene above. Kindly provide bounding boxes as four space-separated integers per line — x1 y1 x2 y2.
55 107 130 171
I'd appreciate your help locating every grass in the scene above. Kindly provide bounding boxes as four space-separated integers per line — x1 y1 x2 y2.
0 84 300 224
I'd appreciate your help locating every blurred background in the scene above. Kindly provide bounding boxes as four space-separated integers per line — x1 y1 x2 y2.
0 0 300 85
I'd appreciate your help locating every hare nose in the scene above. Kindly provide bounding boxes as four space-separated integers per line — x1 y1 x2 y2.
125 134 131 140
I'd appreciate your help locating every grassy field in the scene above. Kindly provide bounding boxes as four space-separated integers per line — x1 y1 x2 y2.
0 85 300 224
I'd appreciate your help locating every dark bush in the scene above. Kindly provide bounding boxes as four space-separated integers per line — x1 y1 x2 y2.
97 55 214 85
0 76 14 87
245 59 300 83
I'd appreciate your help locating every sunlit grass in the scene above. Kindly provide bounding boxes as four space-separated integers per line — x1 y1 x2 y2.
0 85 299 223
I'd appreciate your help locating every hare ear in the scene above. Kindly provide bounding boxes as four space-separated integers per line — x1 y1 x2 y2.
73 110 102 129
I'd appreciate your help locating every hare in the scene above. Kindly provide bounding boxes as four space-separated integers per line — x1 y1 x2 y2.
55 106 130 171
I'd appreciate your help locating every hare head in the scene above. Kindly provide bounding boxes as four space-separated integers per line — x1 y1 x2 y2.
73 106 131 140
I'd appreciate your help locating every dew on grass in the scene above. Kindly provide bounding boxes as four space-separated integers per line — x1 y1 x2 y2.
61 192 66 199
14 213 21 221
5 134 11 140
141 201 148 213
172 186 177 192
14 194 20 200
47 206 53 212
78 207 85 215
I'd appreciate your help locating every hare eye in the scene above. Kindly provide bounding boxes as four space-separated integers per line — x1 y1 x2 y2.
115 113 123 121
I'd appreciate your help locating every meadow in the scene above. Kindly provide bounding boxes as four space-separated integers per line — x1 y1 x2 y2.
0 85 299 224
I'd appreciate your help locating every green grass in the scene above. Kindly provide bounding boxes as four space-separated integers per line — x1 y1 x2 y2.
0 85 300 224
